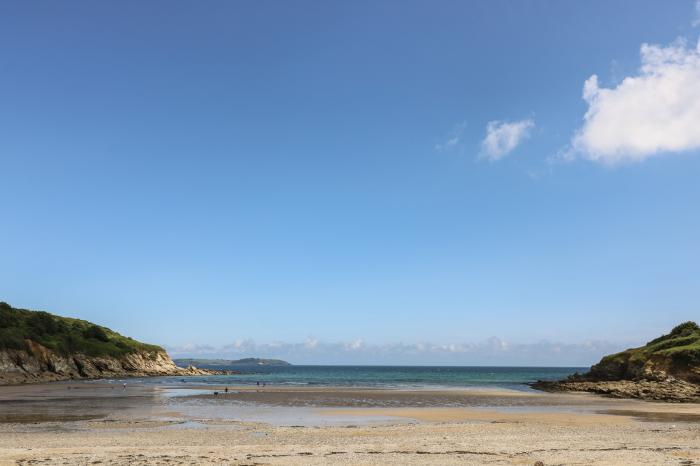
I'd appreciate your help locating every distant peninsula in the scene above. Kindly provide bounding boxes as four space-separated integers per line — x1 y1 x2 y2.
533 321 700 402
174 357 291 367
0 302 214 384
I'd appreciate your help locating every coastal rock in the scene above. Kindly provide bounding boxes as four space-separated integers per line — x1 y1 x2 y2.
532 378 700 402
0 341 217 384
0 302 224 385
532 321 700 402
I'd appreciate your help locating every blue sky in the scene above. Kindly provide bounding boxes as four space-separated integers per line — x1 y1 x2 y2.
2 1 699 365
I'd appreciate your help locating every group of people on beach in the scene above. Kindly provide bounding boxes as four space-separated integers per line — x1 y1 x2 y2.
214 381 267 396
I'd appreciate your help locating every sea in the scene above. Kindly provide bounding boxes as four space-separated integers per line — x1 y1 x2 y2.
133 365 587 392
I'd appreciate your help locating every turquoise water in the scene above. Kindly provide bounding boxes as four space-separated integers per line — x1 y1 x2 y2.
135 365 586 391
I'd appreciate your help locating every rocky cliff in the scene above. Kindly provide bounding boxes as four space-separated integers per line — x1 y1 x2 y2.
532 321 700 402
0 342 210 384
0 302 212 384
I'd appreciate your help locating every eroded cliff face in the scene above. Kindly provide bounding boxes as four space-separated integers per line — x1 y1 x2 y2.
0 340 207 384
588 352 700 384
531 322 700 402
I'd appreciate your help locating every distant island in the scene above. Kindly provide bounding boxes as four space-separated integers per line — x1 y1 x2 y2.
174 357 291 367
533 321 700 402
0 302 214 384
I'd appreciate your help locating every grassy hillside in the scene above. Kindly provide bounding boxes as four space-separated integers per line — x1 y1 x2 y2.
602 322 699 364
0 302 164 358
589 321 700 381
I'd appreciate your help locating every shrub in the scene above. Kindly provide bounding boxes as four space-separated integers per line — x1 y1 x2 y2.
0 328 26 350
0 302 165 358
0 306 20 329
670 321 700 337
83 325 110 342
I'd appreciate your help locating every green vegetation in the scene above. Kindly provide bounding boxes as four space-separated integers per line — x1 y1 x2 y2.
605 321 699 361
593 321 700 379
0 302 164 358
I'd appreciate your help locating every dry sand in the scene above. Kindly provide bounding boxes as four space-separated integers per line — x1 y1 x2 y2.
0 382 699 465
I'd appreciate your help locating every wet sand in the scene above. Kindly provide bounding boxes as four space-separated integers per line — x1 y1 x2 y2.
183 385 610 409
321 407 633 425
0 382 699 465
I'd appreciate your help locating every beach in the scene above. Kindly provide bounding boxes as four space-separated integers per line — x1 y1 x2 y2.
4 1 700 463
1 382 699 465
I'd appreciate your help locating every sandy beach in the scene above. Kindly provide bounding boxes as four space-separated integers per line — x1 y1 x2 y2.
1 382 699 465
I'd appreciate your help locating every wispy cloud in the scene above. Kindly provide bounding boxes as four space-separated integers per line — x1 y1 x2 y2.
434 122 467 152
480 119 534 160
694 0 700 27
166 336 625 366
569 37 700 165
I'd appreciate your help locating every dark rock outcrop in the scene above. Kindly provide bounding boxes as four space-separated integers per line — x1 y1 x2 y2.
0 342 215 384
532 322 700 402
532 378 700 402
0 302 221 384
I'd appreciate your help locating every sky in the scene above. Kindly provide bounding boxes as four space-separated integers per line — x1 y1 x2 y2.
1 1 699 365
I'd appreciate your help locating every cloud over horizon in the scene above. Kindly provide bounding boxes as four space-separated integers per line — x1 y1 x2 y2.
571 37 700 165
480 119 534 160
166 336 625 366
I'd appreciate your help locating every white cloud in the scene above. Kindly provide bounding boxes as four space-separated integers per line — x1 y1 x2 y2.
480 119 534 160
345 339 364 351
572 37 700 165
434 121 467 151
166 336 625 366
304 337 319 350
435 136 459 151
694 1 700 27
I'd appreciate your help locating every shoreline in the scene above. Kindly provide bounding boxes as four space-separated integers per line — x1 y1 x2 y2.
1 382 699 464
2 381 700 422
0 381 700 466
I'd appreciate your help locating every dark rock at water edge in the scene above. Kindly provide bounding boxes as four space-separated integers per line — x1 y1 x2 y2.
531 321 700 402
0 302 221 384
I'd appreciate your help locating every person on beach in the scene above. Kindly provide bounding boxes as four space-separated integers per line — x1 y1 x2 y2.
122 382 127 390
